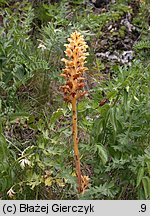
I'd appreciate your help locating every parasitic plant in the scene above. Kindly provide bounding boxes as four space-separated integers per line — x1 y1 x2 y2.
60 31 89 193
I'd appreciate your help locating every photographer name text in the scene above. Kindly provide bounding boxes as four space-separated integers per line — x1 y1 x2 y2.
2 203 95 215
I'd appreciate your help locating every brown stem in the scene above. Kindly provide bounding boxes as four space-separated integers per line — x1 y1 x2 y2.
72 96 82 193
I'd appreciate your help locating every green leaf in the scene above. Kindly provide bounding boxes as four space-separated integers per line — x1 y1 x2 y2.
0 178 8 191
0 99 1 112
137 167 144 187
134 96 139 101
96 144 108 165
146 162 150 176
50 108 64 128
110 107 117 133
142 177 150 199
0 0 8 6
27 173 42 190
0 134 7 160
123 89 128 110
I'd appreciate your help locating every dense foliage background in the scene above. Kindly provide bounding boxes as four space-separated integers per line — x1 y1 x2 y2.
0 0 150 199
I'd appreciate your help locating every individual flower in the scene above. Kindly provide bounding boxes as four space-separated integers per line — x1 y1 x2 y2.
81 175 90 193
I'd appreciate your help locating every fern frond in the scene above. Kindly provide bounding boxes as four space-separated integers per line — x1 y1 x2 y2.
133 40 150 50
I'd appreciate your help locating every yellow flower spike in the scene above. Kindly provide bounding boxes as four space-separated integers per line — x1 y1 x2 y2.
60 31 89 193
81 175 90 194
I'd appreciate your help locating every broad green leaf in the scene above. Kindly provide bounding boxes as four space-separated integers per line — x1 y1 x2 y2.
50 108 64 128
96 144 108 165
110 107 117 132
142 177 150 199
137 167 144 187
